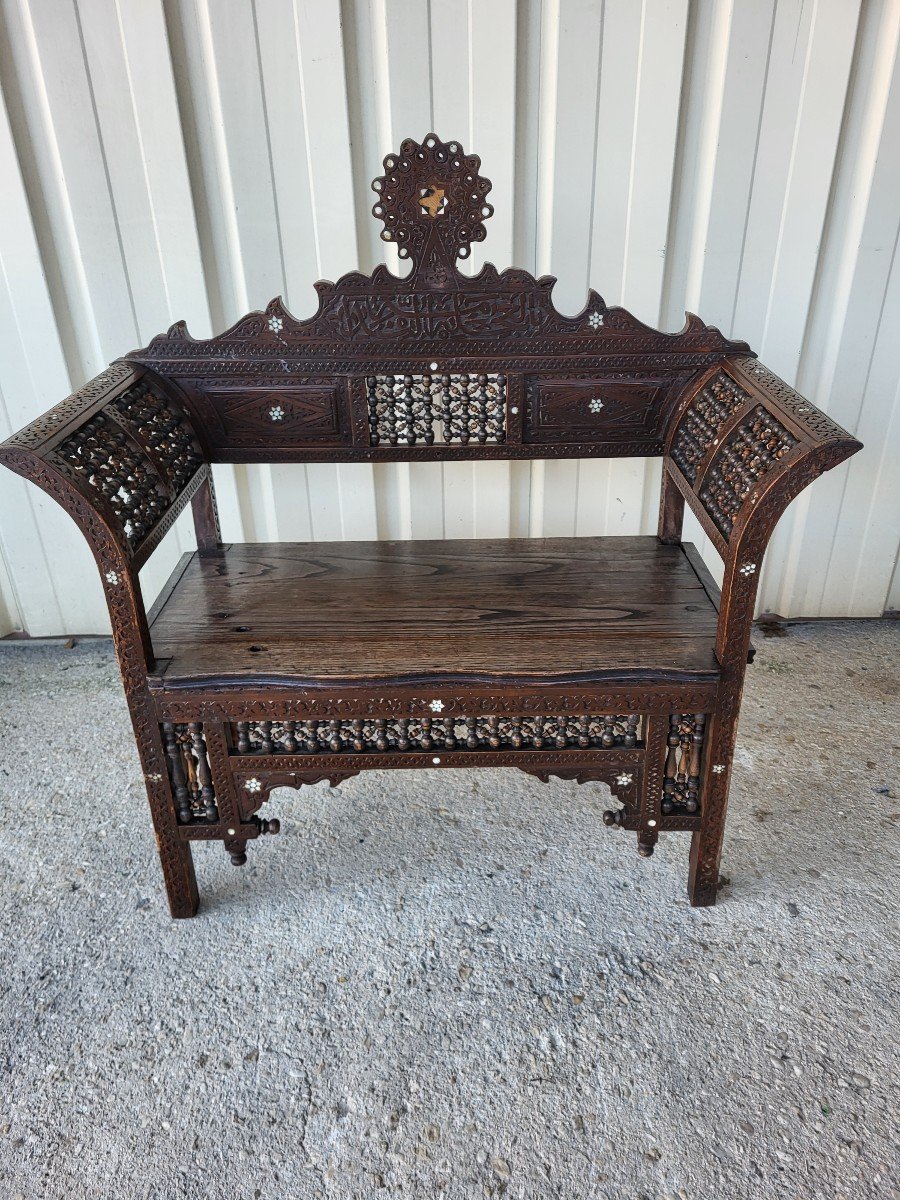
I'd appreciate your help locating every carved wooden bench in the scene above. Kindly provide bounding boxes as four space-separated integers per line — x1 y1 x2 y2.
0 135 862 917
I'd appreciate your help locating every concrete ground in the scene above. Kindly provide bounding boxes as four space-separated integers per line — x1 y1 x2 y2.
0 621 897 1200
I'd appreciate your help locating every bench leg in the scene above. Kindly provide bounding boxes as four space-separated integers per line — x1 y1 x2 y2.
637 830 658 858
686 712 735 907
126 700 201 917
154 825 200 918
688 826 720 906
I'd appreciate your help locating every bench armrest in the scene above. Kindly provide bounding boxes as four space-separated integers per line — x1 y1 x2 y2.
0 362 214 669
662 356 862 667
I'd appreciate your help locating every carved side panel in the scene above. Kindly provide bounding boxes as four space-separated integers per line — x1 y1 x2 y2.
53 413 168 546
107 380 203 492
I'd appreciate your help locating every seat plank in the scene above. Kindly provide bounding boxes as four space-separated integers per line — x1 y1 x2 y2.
148 536 721 685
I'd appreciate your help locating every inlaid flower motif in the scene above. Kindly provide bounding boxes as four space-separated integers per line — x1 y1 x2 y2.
587 311 604 330
589 398 604 413
267 316 283 333
244 777 262 793
105 570 120 585
145 772 163 783
269 405 285 422
615 773 633 786
429 699 445 713
712 764 726 774
739 562 757 577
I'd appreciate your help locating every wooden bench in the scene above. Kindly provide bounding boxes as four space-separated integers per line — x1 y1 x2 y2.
0 134 862 917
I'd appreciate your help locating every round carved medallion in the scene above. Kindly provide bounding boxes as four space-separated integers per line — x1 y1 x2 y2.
371 133 493 266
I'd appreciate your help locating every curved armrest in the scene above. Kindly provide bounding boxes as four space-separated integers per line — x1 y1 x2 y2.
662 356 862 667
0 362 213 672
0 361 210 569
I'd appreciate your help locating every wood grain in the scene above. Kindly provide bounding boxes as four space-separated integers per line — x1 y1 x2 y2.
148 536 721 683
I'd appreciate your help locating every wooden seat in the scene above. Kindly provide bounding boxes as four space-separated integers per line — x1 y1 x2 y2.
148 536 721 686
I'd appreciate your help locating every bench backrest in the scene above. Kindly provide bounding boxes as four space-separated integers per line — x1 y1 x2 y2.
126 133 750 466
0 134 861 631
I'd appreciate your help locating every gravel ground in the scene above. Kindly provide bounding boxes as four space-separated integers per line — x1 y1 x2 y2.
0 621 897 1200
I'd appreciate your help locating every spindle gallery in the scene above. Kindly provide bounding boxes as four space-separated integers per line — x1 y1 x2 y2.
0 134 861 916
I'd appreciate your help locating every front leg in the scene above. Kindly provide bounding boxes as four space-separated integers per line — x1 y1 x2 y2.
687 701 738 906
134 709 201 918
154 822 200 917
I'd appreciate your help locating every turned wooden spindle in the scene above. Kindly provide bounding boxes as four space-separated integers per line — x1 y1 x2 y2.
188 723 217 822
163 722 192 824
662 713 681 815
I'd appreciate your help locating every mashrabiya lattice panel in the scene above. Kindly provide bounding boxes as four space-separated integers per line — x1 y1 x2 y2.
107 381 203 493
367 373 506 445
699 406 798 537
50 380 202 551
662 713 706 815
162 722 219 825
232 715 643 755
670 370 750 483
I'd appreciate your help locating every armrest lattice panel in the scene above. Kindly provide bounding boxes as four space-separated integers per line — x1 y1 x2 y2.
699 406 797 538
670 370 750 484
49 378 203 554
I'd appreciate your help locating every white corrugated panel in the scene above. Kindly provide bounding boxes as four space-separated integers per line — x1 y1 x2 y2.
0 0 897 636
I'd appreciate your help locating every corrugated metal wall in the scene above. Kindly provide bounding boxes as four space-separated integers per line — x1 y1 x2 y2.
0 0 898 637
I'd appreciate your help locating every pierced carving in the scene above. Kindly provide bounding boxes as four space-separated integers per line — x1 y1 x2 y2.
54 413 167 547
700 406 798 537
107 380 202 492
231 715 642 755
162 722 219 824
662 714 706 815
737 359 851 442
367 373 506 445
50 379 202 553
4 361 136 451
371 133 493 265
670 371 750 483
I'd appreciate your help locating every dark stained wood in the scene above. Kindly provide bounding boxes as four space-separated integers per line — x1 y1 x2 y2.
0 132 862 917
148 537 721 684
